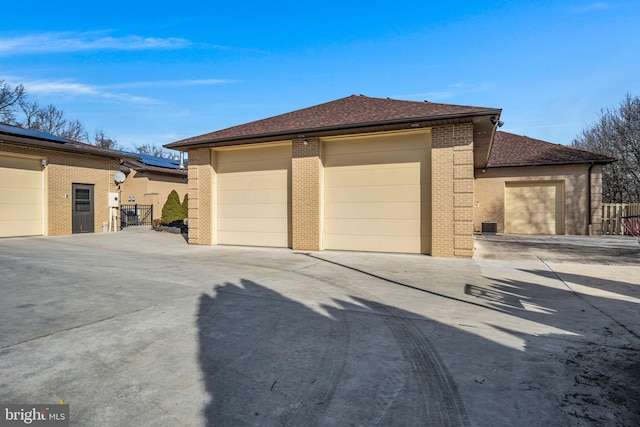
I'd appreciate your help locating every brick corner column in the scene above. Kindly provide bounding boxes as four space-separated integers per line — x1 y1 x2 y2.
291 138 322 250
187 148 215 245
431 123 475 258
452 123 475 258
590 164 604 235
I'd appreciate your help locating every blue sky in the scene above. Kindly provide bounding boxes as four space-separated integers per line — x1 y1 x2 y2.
2 1 639 151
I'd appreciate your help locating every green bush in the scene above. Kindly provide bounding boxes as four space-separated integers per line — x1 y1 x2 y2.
161 190 184 224
182 193 189 219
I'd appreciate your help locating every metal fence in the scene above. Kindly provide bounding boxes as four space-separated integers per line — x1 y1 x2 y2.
120 204 153 228
602 203 640 235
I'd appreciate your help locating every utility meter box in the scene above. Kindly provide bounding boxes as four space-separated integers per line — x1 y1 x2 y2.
108 192 120 208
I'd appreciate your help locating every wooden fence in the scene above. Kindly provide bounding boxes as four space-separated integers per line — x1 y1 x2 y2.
602 203 640 235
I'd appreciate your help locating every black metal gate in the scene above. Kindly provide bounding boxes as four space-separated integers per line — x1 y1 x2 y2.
120 204 153 228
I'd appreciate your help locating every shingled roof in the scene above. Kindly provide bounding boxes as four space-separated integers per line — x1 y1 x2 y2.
166 95 500 149
488 131 616 167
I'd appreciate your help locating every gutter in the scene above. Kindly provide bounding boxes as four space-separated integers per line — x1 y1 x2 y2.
134 164 187 176
165 109 502 150
485 159 615 168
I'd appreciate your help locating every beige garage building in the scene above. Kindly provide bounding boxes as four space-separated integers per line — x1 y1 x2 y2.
166 96 614 258
167 95 503 258
474 131 615 236
0 124 135 237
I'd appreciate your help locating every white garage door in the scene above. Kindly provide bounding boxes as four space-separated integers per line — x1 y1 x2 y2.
0 155 43 237
324 132 430 253
504 181 564 234
215 144 291 247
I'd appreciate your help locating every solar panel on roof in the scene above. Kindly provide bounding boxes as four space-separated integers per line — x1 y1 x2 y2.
120 151 182 170
0 123 69 144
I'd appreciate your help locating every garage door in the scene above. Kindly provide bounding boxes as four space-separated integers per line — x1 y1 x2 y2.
324 132 430 253
504 181 564 234
215 144 291 247
0 155 43 237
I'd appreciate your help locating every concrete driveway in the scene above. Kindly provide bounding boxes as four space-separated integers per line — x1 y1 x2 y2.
1 230 639 426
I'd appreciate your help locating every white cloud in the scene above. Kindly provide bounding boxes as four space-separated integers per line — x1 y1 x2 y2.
7 77 155 103
107 79 232 89
571 2 612 13
3 75 231 104
0 31 192 55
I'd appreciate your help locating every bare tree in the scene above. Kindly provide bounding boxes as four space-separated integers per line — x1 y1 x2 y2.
572 94 640 203
33 104 66 136
62 119 89 142
23 103 89 142
0 80 26 123
135 143 179 160
93 128 120 150
3 80 94 143
18 99 40 128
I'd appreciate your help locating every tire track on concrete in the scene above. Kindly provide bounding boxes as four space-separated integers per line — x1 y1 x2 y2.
279 308 351 426
198 280 353 425
297 253 471 427
377 303 470 426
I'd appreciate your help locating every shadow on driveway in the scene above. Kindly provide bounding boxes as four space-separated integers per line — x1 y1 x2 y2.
197 279 471 426
197 268 640 426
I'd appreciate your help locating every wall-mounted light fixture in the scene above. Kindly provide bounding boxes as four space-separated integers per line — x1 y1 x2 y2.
491 118 505 128
41 159 47 168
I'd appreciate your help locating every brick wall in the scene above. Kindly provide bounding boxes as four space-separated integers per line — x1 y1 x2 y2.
182 124 479 258
1 142 118 236
186 148 214 245
291 138 322 250
431 123 474 257
474 163 598 235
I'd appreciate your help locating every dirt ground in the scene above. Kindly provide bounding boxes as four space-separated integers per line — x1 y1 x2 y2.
476 234 640 426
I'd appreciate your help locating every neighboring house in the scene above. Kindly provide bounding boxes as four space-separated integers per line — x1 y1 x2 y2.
166 95 503 258
474 131 615 236
119 152 187 218
0 123 136 237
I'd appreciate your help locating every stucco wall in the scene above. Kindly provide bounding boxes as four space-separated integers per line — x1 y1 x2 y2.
474 164 603 235
120 169 187 220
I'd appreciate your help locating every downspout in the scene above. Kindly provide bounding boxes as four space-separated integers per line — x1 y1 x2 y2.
179 152 185 169
587 162 594 235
